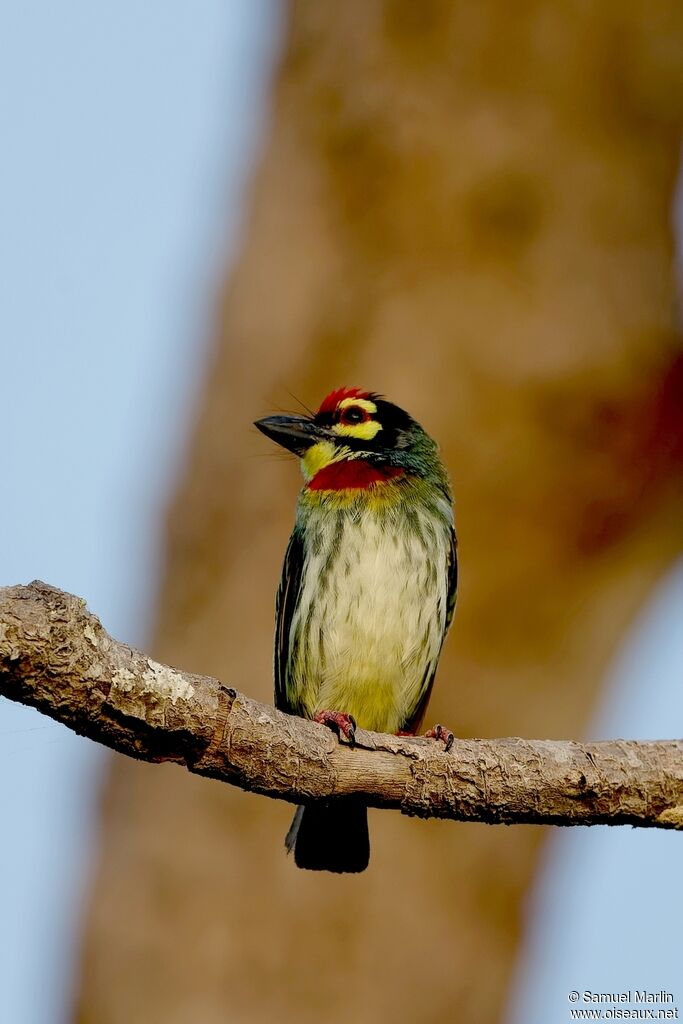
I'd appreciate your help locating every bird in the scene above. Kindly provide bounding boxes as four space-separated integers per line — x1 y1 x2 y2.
255 387 457 873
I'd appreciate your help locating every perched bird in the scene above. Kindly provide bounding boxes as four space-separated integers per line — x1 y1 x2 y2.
255 387 457 872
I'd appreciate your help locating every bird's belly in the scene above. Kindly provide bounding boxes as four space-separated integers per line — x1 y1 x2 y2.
291 516 448 733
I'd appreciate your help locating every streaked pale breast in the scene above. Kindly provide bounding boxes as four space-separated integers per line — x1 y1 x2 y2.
288 507 450 733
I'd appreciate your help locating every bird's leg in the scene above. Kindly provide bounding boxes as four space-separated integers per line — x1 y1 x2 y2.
314 710 357 745
424 723 455 752
396 725 454 751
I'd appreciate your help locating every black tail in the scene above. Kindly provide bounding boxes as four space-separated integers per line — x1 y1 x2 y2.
285 800 369 873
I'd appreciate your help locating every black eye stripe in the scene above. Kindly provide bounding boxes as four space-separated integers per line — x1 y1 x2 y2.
339 406 368 425
313 398 415 448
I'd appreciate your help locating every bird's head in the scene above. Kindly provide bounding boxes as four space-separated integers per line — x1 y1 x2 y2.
255 387 446 492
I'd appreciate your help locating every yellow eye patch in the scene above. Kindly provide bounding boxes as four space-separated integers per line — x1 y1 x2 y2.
334 396 382 440
338 397 378 415
333 420 383 441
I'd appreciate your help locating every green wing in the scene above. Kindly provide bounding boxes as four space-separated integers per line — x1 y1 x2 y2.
401 525 457 734
274 528 305 715
443 524 458 636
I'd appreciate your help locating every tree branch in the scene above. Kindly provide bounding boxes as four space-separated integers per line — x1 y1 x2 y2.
1 581 682 829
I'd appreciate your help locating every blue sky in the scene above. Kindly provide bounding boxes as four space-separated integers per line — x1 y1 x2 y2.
1 4 681 1023
0 3 280 1021
509 561 683 1023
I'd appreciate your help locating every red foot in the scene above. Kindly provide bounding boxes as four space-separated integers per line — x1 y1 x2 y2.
314 710 357 745
425 723 455 752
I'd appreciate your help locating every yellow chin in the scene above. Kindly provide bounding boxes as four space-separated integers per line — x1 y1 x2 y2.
301 441 347 482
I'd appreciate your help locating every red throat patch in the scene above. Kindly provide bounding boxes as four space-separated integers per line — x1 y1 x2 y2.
308 461 405 491
317 387 374 415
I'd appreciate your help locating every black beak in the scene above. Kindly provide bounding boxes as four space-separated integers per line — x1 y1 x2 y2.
254 414 330 456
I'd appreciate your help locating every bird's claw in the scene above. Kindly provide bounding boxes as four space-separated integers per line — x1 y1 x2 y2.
425 723 455 752
314 710 357 745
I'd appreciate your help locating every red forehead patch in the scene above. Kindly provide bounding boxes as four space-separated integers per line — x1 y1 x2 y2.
317 387 374 414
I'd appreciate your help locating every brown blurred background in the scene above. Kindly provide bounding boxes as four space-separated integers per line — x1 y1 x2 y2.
72 3 683 1023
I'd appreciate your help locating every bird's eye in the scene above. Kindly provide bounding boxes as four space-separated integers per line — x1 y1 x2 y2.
339 405 369 426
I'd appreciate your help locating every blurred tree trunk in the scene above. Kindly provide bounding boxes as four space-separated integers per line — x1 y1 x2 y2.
76 3 683 1024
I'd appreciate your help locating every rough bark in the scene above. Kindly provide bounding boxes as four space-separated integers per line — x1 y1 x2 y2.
77 4 683 1024
3 581 683 829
